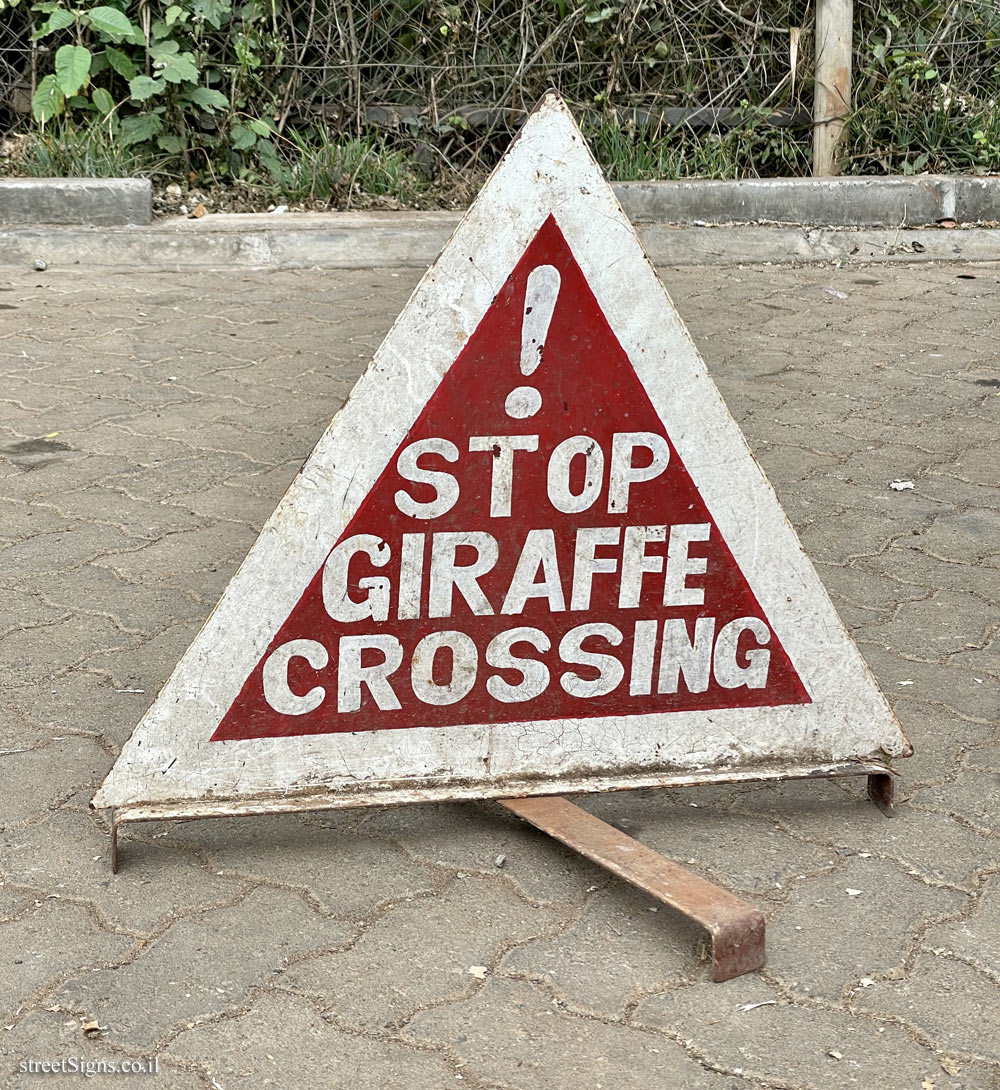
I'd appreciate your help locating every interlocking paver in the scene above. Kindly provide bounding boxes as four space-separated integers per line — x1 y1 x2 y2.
923 874 1000 981
1 261 998 1088
0 589 68 635
405 976 736 1089
634 975 988 1090
3 810 247 933
357 801 611 905
500 884 701 1014
727 780 999 889
40 486 209 538
166 992 460 1090
852 648 997 722
902 508 1000 563
913 770 1000 834
159 813 442 918
81 626 202 696
965 741 1000 772
1 1010 205 1090
858 953 1000 1066
19 562 211 634
7 671 148 744
0 736 109 826
764 858 968 1000
55 886 353 1049
0 902 136 1022
92 523 257 585
0 524 144 583
287 876 560 1030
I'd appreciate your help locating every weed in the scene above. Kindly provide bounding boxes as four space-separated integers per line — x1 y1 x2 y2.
586 108 811 181
255 130 428 207
14 116 160 177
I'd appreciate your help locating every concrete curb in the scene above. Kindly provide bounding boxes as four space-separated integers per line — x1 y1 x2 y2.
0 178 152 227
2 212 998 269
615 175 1000 227
1 175 997 230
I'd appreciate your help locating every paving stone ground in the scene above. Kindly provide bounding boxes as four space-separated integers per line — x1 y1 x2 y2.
0 260 998 1090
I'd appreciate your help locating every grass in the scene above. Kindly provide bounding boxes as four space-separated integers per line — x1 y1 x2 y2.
261 130 430 206
3 122 434 210
846 81 1000 175
10 118 161 178
585 111 812 181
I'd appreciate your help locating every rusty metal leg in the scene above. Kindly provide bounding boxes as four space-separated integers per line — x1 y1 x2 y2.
110 810 120 874
498 795 765 982
867 773 894 817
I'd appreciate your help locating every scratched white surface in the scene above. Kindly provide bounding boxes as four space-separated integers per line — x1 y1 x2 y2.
94 96 910 812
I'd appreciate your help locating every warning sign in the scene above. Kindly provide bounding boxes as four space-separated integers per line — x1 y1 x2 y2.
215 215 808 741
93 94 910 819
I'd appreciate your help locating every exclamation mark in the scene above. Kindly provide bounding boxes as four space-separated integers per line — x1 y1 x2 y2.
504 264 560 419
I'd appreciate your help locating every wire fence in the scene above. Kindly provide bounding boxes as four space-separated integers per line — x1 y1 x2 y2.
265 0 815 147
0 7 32 138
3 1 1000 178
1 2 813 145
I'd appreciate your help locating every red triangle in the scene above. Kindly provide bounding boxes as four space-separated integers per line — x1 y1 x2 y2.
214 216 810 741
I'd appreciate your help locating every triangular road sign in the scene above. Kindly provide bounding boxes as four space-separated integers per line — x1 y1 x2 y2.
94 94 910 820
213 213 811 742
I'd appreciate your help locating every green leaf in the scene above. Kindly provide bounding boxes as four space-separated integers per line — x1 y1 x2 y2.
256 138 290 184
230 122 256 149
120 111 163 146
31 73 65 121
191 0 230 29
86 5 135 40
157 133 184 153
104 45 136 79
165 4 184 24
149 39 180 59
128 74 165 101
248 118 272 137
158 50 199 84
54 43 91 96
185 85 229 111
91 86 115 115
32 8 74 39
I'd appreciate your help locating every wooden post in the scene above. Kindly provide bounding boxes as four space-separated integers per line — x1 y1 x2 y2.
813 0 853 176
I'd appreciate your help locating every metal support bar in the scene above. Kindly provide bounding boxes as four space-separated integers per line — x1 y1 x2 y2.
867 772 895 817
110 809 120 874
498 794 765 982
105 763 899 874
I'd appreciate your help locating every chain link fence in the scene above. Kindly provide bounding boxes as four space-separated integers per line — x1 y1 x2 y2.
2 1 999 180
267 1 812 125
